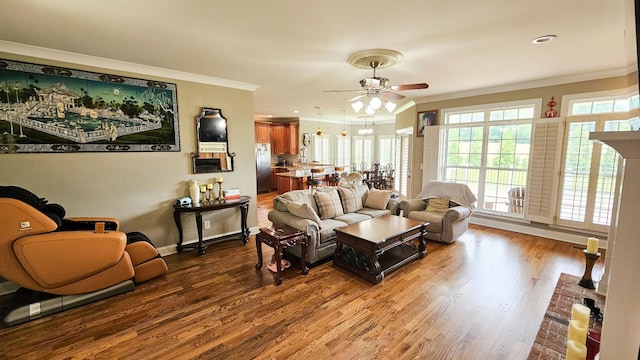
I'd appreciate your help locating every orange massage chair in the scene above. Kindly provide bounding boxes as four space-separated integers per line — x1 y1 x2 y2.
0 186 168 326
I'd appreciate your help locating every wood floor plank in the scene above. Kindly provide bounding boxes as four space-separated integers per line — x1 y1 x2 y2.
0 191 605 359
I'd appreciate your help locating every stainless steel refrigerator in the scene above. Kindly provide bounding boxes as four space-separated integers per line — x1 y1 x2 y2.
255 143 271 193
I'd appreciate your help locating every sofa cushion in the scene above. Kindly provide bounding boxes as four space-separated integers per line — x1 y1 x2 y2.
333 212 371 224
337 186 363 214
276 189 319 214
314 189 344 219
286 202 322 227
426 196 450 213
364 189 393 210
357 208 391 218
318 219 349 244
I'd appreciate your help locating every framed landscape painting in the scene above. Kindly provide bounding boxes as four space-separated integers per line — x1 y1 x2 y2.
0 58 180 153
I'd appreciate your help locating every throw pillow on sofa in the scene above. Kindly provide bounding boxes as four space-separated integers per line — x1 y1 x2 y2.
286 202 322 227
314 189 344 219
426 196 450 213
364 189 393 210
337 186 363 214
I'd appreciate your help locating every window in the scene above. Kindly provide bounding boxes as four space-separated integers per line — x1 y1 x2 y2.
335 135 351 170
378 136 395 168
313 135 330 164
442 100 539 216
352 136 373 170
557 92 637 232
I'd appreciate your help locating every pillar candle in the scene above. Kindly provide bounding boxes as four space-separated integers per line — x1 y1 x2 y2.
206 183 213 190
571 303 591 327
200 185 207 192
217 176 224 183
566 340 587 360
586 237 599 254
567 319 588 344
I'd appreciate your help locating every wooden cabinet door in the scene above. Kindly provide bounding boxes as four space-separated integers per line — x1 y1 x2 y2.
286 123 299 154
255 123 270 142
271 124 286 154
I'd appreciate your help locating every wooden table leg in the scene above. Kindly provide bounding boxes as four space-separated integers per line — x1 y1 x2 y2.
255 233 263 270
274 244 283 286
300 236 309 275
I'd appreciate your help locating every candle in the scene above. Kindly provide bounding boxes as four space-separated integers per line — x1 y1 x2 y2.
566 340 587 360
567 319 588 344
571 303 591 327
586 237 599 254
217 176 224 183
200 185 207 192
206 183 213 190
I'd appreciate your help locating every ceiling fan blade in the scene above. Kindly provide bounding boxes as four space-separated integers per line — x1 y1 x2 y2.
382 91 405 101
390 83 429 91
347 94 365 102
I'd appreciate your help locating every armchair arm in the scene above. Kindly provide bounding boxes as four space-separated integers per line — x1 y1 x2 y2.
443 205 472 222
61 217 120 231
12 231 128 289
267 210 320 234
397 199 427 217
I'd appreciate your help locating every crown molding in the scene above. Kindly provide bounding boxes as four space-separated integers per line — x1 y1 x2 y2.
0 40 260 92
415 67 631 103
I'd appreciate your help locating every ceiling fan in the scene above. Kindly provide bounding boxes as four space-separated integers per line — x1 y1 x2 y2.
324 49 429 114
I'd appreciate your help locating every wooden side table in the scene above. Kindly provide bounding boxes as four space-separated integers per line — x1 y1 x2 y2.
255 224 309 285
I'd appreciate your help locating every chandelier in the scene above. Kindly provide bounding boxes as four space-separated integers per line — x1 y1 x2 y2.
358 117 375 136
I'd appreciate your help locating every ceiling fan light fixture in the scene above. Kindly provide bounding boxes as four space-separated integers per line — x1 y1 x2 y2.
369 96 382 110
351 101 363 113
384 101 397 113
365 105 375 115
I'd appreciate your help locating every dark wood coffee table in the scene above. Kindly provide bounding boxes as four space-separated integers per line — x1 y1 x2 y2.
333 215 427 284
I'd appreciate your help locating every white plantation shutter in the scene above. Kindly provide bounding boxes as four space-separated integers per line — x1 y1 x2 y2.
421 125 440 187
313 135 330 163
335 135 351 168
525 118 562 223
395 134 410 196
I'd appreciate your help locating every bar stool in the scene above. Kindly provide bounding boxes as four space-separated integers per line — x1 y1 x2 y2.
328 166 344 186
307 168 324 189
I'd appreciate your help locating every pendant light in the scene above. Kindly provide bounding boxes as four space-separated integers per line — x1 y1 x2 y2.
341 110 347 136
315 106 322 135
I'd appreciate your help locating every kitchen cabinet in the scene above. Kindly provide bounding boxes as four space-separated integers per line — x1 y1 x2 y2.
272 167 288 191
255 122 271 142
270 123 299 155
287 123 299 155
277 173 307 194
270 124 287 154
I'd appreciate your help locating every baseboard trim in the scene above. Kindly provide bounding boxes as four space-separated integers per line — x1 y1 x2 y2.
470 216 608 250
157 226 260 257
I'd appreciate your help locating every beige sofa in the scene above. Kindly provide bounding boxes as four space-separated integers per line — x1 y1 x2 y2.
267 183 398 265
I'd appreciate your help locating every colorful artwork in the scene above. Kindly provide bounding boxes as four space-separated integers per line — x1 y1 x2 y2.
0 59 179 153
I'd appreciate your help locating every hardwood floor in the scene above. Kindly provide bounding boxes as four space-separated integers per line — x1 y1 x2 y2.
0 191 604 359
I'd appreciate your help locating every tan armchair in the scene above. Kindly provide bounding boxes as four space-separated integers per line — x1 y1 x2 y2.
397 181 476 243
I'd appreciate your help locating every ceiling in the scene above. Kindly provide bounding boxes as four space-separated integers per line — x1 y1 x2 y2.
0 0 634 123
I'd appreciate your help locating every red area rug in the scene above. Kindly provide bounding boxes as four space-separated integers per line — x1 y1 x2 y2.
527 273 604 360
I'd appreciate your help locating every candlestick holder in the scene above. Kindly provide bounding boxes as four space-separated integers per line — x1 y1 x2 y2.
217 180 225 202
200 190 207 204
578 249 601 289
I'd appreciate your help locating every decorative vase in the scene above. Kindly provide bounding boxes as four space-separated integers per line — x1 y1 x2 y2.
189 179 200 204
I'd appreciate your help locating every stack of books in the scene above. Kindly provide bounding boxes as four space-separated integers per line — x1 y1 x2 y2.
224 188 241 201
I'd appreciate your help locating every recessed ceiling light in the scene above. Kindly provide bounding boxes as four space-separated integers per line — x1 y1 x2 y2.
293 110 299 113
267 114 273 117
532 35 557 44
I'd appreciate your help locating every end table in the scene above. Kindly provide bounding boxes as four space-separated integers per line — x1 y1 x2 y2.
255 224 309 285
